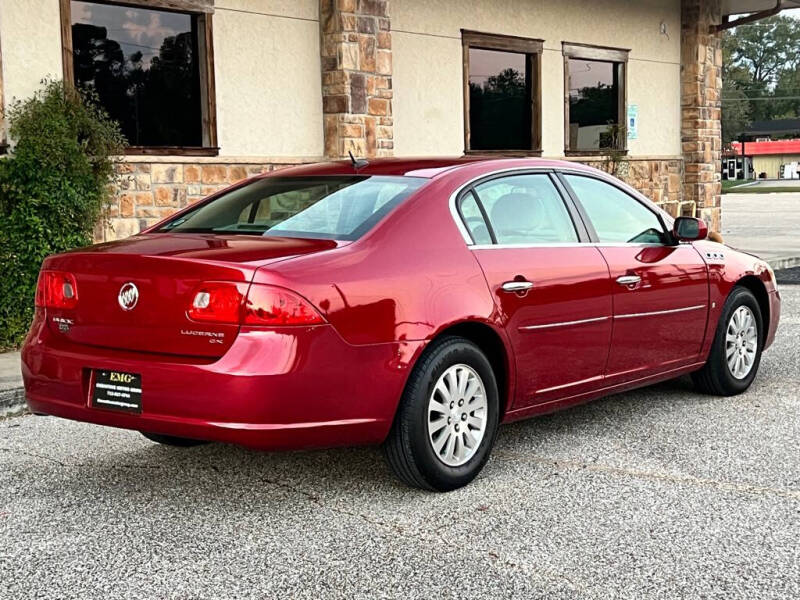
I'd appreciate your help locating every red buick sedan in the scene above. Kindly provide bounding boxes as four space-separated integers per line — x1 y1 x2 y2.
22 158 780 491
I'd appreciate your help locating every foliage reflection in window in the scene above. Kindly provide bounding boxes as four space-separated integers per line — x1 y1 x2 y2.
468 48 533 150
71 1 203 147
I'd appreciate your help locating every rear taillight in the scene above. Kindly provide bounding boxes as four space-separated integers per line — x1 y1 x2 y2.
243 284 325 326
187 282 246 324
186 282 324 326
35 271 79 309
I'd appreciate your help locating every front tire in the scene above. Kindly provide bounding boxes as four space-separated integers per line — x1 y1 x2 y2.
383 336 500 491
140 432 208 447
692 286 763 396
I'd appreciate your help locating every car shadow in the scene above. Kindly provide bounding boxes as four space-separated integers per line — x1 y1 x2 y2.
42 376 720 500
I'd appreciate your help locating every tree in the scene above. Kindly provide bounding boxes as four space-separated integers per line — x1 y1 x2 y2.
722 15 800 126
774 66 800 119
469 68 529 150
722 78 751 144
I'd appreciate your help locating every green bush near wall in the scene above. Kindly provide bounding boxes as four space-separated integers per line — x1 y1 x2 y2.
0 80 125 351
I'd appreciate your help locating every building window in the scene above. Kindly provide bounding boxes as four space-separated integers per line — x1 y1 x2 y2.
563 43 628 154
462 31 542 154
61 0 217 154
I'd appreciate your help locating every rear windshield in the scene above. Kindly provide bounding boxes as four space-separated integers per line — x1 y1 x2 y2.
157 175 426 240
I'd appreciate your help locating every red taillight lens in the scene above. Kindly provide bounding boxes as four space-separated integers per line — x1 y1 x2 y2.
187 282 245 324
243 284 325 326
35 271 78 309
186 282 324 326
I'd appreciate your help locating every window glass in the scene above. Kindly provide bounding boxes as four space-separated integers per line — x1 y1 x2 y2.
459 193 492 244
159 176 426 240
473 174 577 244
71 1 203 147
468 48 534 150
564 175 666 244
566 58 622 151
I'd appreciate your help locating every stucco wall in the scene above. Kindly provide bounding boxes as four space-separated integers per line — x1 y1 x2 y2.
392 0 682 158
0 0 63 111
214 0 323 157
0 0 323 159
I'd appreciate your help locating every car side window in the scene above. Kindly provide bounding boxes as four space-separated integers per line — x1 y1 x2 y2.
472 174 578 244
564 175 667 244
458 192 492 244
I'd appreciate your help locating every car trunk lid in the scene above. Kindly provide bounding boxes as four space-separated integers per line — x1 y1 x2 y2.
42 234 339 357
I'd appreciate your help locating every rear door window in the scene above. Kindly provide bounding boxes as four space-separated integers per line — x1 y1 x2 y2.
472 174 579 244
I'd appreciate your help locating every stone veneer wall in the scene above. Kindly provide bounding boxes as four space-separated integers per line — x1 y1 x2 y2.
680 0 723 230
320 0 393 158
101 160 306 241
99 0 721 240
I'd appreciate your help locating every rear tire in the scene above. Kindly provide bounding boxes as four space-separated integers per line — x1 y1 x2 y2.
692 286 763 396
140 432 208 447
383 336 500 491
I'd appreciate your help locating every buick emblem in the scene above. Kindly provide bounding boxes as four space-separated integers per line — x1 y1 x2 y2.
118 282 139 311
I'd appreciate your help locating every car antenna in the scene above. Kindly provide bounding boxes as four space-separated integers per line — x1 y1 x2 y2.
348 150 369 171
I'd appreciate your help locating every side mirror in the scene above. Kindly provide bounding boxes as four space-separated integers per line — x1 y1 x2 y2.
673 216 708 242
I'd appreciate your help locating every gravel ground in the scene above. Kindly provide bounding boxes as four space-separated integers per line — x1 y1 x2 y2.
1 287 798 600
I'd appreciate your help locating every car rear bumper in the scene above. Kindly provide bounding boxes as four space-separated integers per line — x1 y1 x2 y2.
22 313 424 450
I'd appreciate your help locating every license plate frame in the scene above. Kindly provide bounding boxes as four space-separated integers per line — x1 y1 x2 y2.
91 369 142 414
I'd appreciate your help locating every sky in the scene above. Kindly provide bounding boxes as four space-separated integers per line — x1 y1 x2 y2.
71 1 191 67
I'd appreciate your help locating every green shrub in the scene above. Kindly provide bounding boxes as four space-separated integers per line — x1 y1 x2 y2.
0 79 125 350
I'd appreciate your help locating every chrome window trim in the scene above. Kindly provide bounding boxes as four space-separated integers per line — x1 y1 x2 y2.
614 304 706 319
519 316 609 331
448 165 674 247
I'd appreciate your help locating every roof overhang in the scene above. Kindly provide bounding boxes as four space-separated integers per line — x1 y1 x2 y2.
723 0 800 16
715 0 800 32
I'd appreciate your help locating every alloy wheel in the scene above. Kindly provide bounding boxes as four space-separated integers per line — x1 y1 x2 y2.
726 305 758 379
427 364 488 467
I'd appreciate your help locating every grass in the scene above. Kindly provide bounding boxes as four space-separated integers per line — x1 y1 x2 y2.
722 179 800 194
722 179 754 192
724 185 800 194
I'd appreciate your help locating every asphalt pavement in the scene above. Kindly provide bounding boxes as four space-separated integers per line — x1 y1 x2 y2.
723 193 800 270
1 286 798 599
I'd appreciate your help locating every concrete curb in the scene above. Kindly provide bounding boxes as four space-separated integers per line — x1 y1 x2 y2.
766 256 800 271
0 386 27 418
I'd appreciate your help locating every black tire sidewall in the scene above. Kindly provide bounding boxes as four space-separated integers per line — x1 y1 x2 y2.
712 288 764 394
405 339 500 491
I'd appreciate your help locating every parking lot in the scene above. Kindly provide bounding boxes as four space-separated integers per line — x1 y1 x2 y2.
1 286 798 600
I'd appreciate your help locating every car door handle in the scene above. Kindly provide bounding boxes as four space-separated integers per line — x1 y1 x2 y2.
501 281 534 293
616 275 642 286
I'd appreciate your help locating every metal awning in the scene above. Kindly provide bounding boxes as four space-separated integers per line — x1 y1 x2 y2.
722 0 800 16
715 0 800 31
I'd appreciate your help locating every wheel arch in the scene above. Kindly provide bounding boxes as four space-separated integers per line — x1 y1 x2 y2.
424 320 515 421
734 275 770 333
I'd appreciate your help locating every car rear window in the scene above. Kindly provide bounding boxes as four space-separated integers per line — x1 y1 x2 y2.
157 175 427 241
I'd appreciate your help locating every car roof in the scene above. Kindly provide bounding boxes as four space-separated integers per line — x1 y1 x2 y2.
264 157 597 179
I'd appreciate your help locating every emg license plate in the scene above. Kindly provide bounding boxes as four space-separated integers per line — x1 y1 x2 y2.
91 370 142 413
